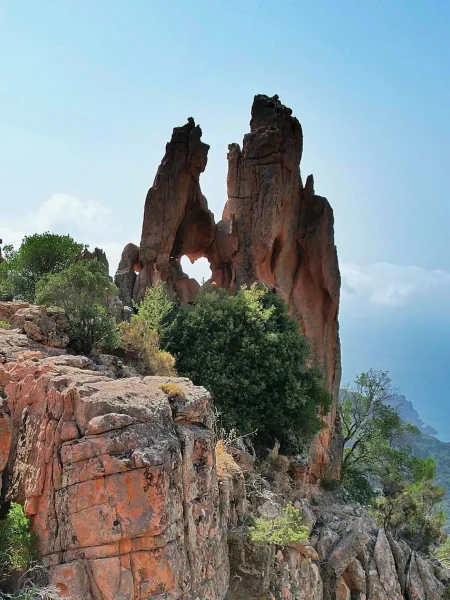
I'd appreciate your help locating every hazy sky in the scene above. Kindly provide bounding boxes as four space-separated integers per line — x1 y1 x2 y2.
1 1 450 436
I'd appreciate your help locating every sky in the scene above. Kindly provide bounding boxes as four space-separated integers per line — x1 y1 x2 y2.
1 1 450 436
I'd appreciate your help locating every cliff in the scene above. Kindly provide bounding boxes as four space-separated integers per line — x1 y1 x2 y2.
116 94 341 480
1 322 449 599
0 324 229 599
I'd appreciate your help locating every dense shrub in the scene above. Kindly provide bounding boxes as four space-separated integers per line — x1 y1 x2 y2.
340 370 421 503
162 283 330 453
0 503 36 576
375 457 446 553
249 503 309 546
35 260 119 354
435 536 450 567
119 283 176 375
0 321 11 330
0 233 83 301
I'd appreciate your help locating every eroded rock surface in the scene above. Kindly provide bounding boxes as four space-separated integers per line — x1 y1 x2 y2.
137 117 215 304
225 488 450 600
0 330 228 600
0 302 69 349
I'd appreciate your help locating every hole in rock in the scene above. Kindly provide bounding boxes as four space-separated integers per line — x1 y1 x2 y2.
180 257 212 285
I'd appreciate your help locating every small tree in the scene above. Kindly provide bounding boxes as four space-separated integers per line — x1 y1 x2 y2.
35 260 119 354
339 370 419 502
119 283 176 375
0 233 83 301
162 283 330 453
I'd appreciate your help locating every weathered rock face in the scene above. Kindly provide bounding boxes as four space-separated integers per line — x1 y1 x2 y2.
137 117 215 304
226 488 450 600
0 302 70 349
114 243 140 307
116 94 341 479
0 330 229 600
1 319 449 600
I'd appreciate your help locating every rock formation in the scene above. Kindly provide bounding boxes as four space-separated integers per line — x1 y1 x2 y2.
116 94 341 479
0 327 229 599
137 118 215 304
1 317 449 599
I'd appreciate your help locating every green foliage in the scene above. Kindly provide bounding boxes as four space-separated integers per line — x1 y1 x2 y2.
249 503 309 546
374 462 446 552
0 233 83 301
35 260 119 354
0 321 11 330
406 431 450 530
340 370 420 502
0 504 37 575
159 383 185 398
162 284 330 453
119 283 176 375
435 536 450 568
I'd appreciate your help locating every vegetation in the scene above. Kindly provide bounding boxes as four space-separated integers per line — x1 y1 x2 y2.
340 370 420 504
374 457 446 552
35 260 119 354
0 321 11 330
159 383 185 398
407 431 450 530
249 503 309 546
0 233 83 302
163 284 330 453
340 370 446 552
0 504 36 577
435 536 450 568
119 283 176 375
215 440 241 480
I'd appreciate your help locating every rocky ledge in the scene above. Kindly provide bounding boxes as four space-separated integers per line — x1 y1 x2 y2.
0 327 229 599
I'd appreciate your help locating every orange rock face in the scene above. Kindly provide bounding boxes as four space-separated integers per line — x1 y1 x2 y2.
210 96 341 479
0 332 229 599
116 94 341 478
137 117 215 304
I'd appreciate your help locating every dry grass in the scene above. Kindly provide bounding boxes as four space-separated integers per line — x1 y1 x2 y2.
159 383 185 399
215 440 242 480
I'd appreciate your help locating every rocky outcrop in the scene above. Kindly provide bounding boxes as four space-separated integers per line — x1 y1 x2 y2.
75 247 109 273
0 329 229 599
1 324 449 600
114 243 140 308
211 95 341 480
226 488 450 600
115 94 341 479
0 302 70 349
137 117 215 304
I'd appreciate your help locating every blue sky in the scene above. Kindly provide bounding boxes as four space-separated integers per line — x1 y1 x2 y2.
1 1 450 436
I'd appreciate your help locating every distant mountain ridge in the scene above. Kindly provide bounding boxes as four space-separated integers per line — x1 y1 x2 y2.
386 394 438 436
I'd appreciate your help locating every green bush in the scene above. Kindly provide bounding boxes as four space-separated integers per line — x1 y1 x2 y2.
0 233 83 301
119 283 176 375
35 260 119 354
249 503 309 546
0 321 11 330
0 503 37 575
162 283 330 453
435 536 450 568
